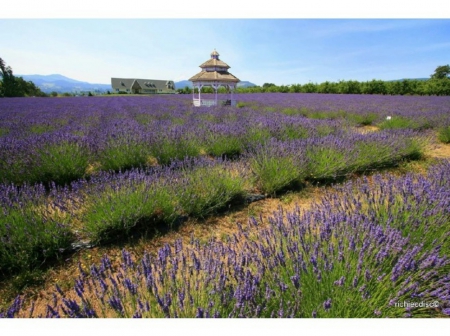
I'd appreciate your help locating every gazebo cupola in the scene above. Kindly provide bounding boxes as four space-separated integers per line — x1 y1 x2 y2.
189 49 240 107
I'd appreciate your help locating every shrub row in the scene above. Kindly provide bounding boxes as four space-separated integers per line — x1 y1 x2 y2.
3 160 449 318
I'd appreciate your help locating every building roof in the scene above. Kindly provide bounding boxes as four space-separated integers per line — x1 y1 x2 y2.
189 70 240 83
111 78 175 90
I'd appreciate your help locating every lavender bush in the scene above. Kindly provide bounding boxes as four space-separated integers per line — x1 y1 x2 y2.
3 160 449 318
8 94 439 186
0 93 442 288
438 126 450 144
247 130 424 193
77 158 247 244
0 183 74 276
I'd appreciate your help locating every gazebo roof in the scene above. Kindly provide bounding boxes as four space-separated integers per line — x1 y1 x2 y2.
199 58 230 69
189 50 240 83
189 70 240 83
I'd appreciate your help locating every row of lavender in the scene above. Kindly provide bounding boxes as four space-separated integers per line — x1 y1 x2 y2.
1 94 449 186
0 96 344 185
3 159 449 318
0 127 423 277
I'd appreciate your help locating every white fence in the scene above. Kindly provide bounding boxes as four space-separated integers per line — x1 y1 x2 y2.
193 99 237 107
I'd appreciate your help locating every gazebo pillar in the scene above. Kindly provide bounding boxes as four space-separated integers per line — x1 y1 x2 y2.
212 83 219 105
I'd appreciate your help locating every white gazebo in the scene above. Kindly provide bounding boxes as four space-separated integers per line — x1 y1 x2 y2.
189 49 240 107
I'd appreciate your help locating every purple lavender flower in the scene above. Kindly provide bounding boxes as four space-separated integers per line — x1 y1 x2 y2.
290 275 300 289
108 295 124 316
323 298 332 311
196 308 204 318
334 276 345 287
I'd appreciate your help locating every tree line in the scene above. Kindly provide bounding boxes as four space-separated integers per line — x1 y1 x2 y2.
0 57 47 97
178 65 450 96
2 56 449 98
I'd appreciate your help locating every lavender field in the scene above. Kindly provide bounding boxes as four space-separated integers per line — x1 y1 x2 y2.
1 93 450 318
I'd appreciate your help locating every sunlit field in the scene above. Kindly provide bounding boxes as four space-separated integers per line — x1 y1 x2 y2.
1 93 449 318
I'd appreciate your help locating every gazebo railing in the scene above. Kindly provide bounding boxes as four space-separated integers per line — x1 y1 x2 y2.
193 99 237 107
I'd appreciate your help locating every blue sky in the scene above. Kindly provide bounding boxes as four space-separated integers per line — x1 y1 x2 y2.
1 2 449 86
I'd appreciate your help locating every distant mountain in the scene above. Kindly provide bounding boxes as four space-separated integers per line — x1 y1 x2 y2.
237 81 258 88
174 80 193 89
18 74 111 94
17 74 258 93
175 80 257 89
389 78 429 82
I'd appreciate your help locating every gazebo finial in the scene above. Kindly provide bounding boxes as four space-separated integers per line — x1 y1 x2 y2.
211 49 220 60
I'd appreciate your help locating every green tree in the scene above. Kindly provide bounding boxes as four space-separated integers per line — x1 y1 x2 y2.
262 83 276 88
337 80 361 94
361 79 387 95
1 57 46 97
301 82 318 93
289 84 302 93
431 65 450 79
14 77 47 97
0 57 16 97
318 81 339 94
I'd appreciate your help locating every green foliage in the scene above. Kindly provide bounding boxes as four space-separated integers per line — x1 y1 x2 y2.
0 203 74 277
82 165 245 243
98 141 152 172
244 127 272 146
279 124 309 140
431 64 450 79
31 141 91 185
235 69 450 96
250 154 301 195
0 57 47 97
305 147 349 181
318 81 339 94
151 138 200 165
82 183 176 245
338 80 361 94
437 125 450 143
177 86 192 94
281 107 301 116
30 124 55 135
347 112 378 126
1 141 90 186
378 116 418 130
205 134 243 158
0 127 9 137
316 124 338 136
177 166 245 217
